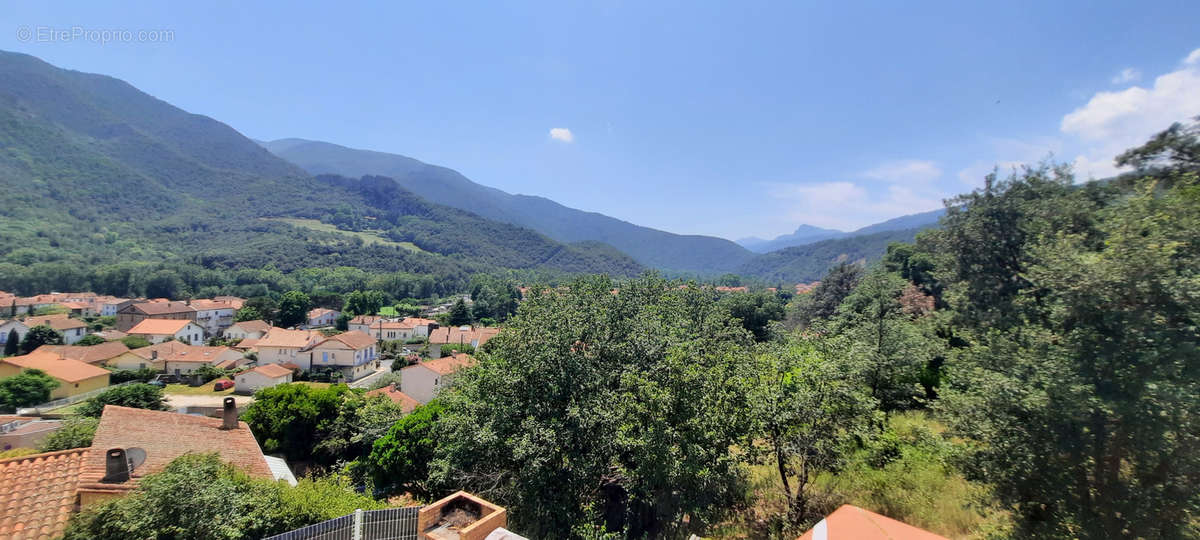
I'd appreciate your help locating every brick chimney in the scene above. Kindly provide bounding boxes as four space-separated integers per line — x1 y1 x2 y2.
221 397 237 430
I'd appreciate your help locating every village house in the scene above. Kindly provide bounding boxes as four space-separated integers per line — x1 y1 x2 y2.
234 363 294 394
347 314 382 334
305 308 339 328
35 342 130 366
126 319 206 345
129 342 245 375
115 301 196 332
23 316 89 345
401 352 476 404
223 319 273 340
97 297 133 317
0 415 63 451
58 302 98 318
0 351 111 400
188 299 239 337
365 383 421 414
405 317 439 337
255 328 323 366
306 330 378 380
0 319 30 349
371 319 417 342
427 325 500 357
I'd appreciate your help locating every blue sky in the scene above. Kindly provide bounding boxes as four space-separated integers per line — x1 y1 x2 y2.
5 2 1199 240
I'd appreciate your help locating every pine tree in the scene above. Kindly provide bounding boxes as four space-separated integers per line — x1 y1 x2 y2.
3 330 18 356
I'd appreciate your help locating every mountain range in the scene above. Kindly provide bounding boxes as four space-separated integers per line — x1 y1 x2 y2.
736 209 945 253
0 48 947 290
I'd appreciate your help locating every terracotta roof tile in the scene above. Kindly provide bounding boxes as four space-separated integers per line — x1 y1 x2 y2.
130 342 238 365
319 330 376 350
76 405 273 497
256 329 321 349
228 320 271 334
366 385 420 414
429 326 500 346
1 352 110 383
127 319 196 335
246 363 293 379
186 299 238 311
22 317 86 331
123 301 196 315
35 342 129 365
0 448 88 540
414 353 476 376
797 505 948 540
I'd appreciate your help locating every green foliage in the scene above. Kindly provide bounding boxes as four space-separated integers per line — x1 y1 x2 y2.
19 325 63 353
468 275 521 322
241 383 358 463
3 329 17 355
107 367 159 384
719 291 785 341
193 364 232 384
0 369 60 411
75 334 107 346
439 343 475 357
334 312 350 331
1115 115 1200 173
342 289 385 317
446 298 472 326
313 392 408 467
76 383 168 417
119 335 151 349
61 453 383 540
432 274 756 538
276 291 311 328
739 229 920 283
38 416 99 451
788 262 864 328
362 400 444 497
234 305 263 322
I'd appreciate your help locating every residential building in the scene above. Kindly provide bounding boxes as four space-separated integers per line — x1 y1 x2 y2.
129 342 244 375
798 504 949 540
365 383 420 414
428 326 500 357
234 363 293 394
212 296 246 309
58 302 98 318
188 299 238 337
0 319 30 348
35 342 130 365
347 314 382 334
371 319 417 342
401 353 476 404
115 301 196 332
97 297 133 317
0 447 89 539
306 330 378 380
75 402 280 506
0 351 111 399
23 316 89 345
0 415 63 451
405 317 439 337
223 319 272 340
126 319 205 345
306 308 339 328
256 328 322 366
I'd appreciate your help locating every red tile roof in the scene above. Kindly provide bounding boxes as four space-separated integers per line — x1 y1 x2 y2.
123 301 195 315
366 385 420 414
415 353 476 376
22 316 86 331
0 448 89 540
256 329 321 349
228 320 271 334
245 363 293 379
130 342 239 365
307 308 336 319
2 352 111 383
318 330 376 350
429 326 500 346
76 405 273 497
35 342 130 365
187 299 238 311
797 505 948 540
127 318 196 336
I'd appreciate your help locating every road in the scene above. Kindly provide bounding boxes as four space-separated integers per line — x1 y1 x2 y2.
349 359 394 389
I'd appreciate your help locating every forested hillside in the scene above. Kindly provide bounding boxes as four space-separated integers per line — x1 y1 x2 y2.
0 50 640 297
737 228 922 282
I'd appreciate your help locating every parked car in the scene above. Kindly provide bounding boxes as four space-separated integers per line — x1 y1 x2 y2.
213 379 234 391
146 380 166 388
152 374 179 385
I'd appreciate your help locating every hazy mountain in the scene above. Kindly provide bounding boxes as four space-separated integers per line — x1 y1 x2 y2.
0 50 641 279
738 228 923 283
262 138 756 273
737 224 847 253
852 208 944 235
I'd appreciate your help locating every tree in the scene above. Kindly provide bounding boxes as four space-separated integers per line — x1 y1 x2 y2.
76 384 169 417
790 262 864 327
119 335 151 349
334 312 350 331
276 291 311 328
363 400 444 497
939 164 1200 536
3 329 18 356
313 392 407 467
234 305 263 323
446 298 472 326
75 334 107 346
1114 115 1200 173
342 290 385 317
719 291 786 341
749 337 877 525
432 275 756 538
0 369 60 411
62 453 383 540
241 383 351 462
243 296 278 324
19 325 63 353
38 416 99 451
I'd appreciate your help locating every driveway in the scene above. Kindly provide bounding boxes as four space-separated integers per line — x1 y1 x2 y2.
349 359 393 389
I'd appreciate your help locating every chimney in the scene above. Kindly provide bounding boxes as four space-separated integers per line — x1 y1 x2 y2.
221 397 237 430
151 350 158 360
101 448 130 483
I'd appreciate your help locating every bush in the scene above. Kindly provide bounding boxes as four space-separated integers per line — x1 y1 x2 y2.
0 369 60 411
368 372 404 390
439 343 474 357
39 417 99 452
108 367 158 384
76 384 168 417
120 336 151 349
75 334 107 346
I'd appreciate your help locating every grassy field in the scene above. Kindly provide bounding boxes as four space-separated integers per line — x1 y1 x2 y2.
263 218 423 252
164 383 235 396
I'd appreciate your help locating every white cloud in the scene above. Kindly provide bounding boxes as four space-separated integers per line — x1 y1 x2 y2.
1111 67 1141 85
1061 49 1200 178
862 159 942 184
549 127 574 143
764 181 944 230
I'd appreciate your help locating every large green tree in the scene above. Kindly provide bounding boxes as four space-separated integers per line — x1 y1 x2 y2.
241 383 352 463
938 163 1200 537
789 262 864 327
276 291 311 328
362 400 444 497
3 329 18 355
0 369 60 411
719 290 786 341
446 298 472 326
431 275 756 538
19 325 63 353
342 290 386 317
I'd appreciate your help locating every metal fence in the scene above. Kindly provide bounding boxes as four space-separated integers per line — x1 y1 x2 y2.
263 507 421 540
16 380 137 415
